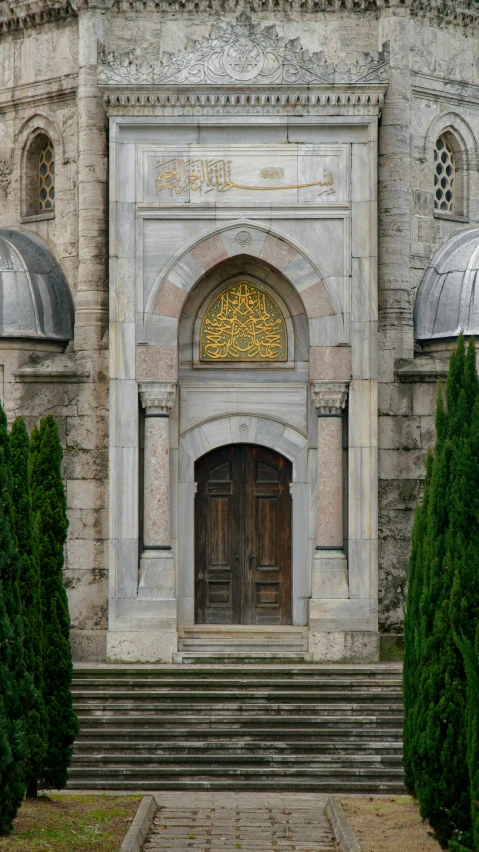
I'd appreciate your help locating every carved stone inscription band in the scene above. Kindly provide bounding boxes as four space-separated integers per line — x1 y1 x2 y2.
139 382 176 550
311 382 349 550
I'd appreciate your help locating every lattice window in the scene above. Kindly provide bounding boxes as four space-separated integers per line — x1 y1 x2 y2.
38 139 55 211
434 136 455 213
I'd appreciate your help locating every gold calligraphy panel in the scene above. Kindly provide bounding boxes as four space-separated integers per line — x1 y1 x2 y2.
200 282 287 362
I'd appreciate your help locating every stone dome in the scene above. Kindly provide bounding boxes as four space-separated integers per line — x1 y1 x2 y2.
0 229 73 342
414 229 479 342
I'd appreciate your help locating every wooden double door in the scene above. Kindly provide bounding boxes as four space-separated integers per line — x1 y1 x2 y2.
195 444 292 624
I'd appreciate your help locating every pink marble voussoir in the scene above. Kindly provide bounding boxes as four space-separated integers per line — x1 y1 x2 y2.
310 346 351 381
136 345 178 381
301 281 334 318
191 234 229 271
260 234 298 271
153 279 186 319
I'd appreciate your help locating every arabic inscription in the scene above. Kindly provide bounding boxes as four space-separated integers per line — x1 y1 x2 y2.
200 281 287 362
156 157 334 197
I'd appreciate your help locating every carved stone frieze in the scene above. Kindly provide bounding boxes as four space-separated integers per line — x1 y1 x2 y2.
102 88 387 116
0 0 74 32
0 154 12 199
311 381 349 416
139 381 177 415
111 0 479 28
1 0 477 33
98 14 390 87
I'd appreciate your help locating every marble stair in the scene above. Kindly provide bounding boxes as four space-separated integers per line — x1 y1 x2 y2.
176 625 310 663
68 663 405 792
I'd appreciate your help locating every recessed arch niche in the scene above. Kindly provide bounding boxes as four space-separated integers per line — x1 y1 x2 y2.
178 254 309 377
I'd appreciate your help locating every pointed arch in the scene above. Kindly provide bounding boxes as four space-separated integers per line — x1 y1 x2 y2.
145 220 343 324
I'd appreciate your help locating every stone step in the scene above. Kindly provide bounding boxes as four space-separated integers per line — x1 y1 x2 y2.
74 707 403 721
71 690 402 703
75 726 403 739
71 751 403 763
71 677 402 691
176 654 311 664
73 663 403 679
69 663 404 793
73 740 402 755
67 778 406 792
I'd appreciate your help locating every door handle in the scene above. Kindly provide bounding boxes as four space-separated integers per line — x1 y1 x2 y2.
249 554 257 571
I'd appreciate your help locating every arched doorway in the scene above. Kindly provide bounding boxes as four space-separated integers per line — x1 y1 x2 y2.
195 444 292 625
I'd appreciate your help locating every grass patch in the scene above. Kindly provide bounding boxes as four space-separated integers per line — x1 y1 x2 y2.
342 796 440 852
0 794 142 852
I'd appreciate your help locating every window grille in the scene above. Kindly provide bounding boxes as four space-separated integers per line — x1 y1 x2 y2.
434 136 455 213
38 139 55 211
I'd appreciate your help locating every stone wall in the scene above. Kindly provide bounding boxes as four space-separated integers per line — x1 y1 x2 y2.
0 10 109 661
377 13 479 635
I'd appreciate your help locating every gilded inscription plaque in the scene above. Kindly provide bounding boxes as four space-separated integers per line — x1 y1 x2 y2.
200 282 287 362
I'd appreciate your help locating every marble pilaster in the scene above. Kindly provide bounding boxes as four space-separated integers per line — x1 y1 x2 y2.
138 382 176 599
311 381 349 599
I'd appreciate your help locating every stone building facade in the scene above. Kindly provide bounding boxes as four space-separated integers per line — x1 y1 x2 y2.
0 0 478 663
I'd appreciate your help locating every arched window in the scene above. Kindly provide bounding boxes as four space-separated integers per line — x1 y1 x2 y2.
431 128 470 220
434 135 455 213
38 138 55 212
23 133 55 217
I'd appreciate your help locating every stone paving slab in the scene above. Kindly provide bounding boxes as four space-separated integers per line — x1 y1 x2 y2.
143 793 338 852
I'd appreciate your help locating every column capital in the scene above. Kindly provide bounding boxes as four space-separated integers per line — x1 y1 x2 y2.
139 381 177 415
311 381 349 415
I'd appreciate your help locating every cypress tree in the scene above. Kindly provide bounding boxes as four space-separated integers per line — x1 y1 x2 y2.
10 417 48 798
452 632 479 852
404 336 479 847
403 449 433 795
0 440 25 833
30 415 78 789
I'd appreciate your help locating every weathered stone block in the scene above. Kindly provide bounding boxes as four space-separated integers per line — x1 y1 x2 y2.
379 448 428 480
378 415 421 449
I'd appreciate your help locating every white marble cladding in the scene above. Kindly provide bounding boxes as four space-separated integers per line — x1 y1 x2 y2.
142 145 348 205
180 384 308 435
108 108 379 661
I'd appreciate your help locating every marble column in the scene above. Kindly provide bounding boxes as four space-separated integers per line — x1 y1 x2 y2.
311 381 349 599
138 382 176 600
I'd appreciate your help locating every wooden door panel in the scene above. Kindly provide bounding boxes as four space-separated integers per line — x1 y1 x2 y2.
195 443 291 625
195 446 241 624
208 496 231 566
244 445 292 625
257 497 278 567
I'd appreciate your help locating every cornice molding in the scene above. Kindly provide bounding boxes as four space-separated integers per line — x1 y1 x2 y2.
111 0 479 21
1 0 477 34
102 86 387 116
0 1 75 33
111 0 479 26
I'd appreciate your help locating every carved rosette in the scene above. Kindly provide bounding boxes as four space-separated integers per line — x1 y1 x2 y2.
139 382 177 415
311 381 349 415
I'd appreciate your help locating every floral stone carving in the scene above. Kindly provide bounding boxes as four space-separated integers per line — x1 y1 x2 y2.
98 13 390 87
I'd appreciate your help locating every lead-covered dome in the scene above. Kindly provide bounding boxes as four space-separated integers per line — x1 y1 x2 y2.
414 229 479 342
0 229 73 342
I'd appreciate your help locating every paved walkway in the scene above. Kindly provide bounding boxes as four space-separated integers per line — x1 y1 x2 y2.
143 792 338 852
